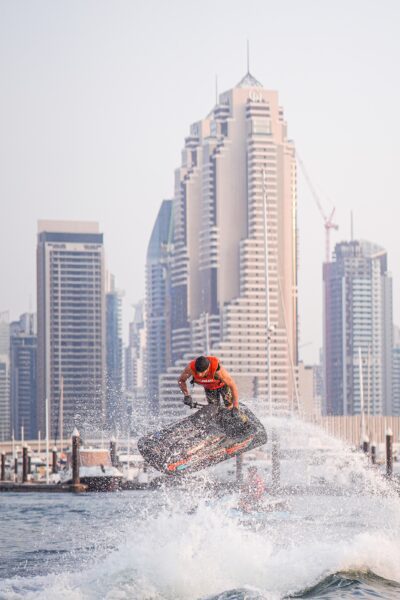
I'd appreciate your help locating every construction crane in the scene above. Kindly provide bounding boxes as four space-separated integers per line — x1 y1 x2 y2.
297 153 339 263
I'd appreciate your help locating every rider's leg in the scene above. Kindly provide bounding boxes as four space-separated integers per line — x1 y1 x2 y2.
220 385 233 407
205 388 220 405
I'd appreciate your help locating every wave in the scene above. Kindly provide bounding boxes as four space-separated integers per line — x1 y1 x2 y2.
204 571 400 599
2 415 400 599
2 503 400 599
290 570 400 599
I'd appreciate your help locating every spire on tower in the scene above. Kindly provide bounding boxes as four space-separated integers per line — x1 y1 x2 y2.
236 40 263 88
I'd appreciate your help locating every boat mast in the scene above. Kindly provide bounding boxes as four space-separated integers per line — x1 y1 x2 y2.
60 375 64 455
359 347 366 445
45 397 50 484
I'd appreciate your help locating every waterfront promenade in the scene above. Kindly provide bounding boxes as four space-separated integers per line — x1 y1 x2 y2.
308 415 400 446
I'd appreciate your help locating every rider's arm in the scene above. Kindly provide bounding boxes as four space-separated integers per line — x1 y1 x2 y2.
215 367 239 408
178 366 193 396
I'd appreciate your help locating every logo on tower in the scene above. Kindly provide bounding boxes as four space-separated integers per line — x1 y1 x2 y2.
249 90 263 102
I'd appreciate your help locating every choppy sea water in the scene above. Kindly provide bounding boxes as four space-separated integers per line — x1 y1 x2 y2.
1 416 400 599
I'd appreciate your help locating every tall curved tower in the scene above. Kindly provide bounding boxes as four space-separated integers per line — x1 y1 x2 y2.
161 72 298 416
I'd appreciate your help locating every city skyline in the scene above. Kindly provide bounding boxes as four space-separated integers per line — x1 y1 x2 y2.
1 1 400 365
1 6 400 597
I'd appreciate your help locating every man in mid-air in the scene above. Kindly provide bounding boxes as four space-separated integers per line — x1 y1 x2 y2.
178 355 239 413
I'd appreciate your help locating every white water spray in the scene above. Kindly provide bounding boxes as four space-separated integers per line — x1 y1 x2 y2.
2 413 400 599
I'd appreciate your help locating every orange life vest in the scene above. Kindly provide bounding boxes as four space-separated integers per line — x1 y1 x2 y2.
190 356 225 391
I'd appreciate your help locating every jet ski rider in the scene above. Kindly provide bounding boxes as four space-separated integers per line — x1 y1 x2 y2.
178 355 239 413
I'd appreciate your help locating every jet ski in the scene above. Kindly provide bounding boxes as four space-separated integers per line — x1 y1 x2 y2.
138 402 267 475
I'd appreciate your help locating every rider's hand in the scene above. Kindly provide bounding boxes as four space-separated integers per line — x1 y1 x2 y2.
231 406 239 416
183 395 194 408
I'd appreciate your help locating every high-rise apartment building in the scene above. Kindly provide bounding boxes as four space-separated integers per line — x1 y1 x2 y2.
37 221 106 437
125 301 146 394
323 240 393 415
106 275 123 428
0 362 10 441
160 71 298 418
145 200 173 414
392 325 400 416
125 301 148 432
0 312 10 440
10 313 37 439
297 362 322 418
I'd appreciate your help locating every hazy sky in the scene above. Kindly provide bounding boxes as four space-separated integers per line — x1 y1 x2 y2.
1 0 399 363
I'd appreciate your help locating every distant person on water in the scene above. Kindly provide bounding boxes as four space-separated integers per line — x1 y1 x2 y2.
178 355 239 412
239 466 266 512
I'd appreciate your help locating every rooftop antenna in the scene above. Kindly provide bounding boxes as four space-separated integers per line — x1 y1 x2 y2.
215 74 218 106
247 39 250 73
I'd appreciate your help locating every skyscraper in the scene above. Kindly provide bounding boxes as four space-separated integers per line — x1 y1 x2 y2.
105 275 123 429
297 362 322 418
125 301 148 433
145 200 173 414
10 313 37 439
392 325 400 416
37 221 106 437
0 311 10 440
125 300 146 395
160 71 298 417
323 240 393 415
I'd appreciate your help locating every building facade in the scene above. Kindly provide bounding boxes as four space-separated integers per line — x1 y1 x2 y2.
160 72 298 419
323 240 393 415
0 312 10 440
10 313 37 439
145 200 174 414
297 362 322 418
37 221 106 437
392 326 400 416
106 275 123 429
125 301 146 394
125 301 148 433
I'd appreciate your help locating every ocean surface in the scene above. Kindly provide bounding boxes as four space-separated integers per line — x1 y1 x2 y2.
1 416 400 599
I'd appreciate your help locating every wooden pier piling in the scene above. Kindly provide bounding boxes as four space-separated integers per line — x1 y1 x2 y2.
271 429 280 494
22 446 28 483
386 428 393 477
109 439 117 467
1 453 5 481
52 447 58 474
236 454 243 483
362 436 370 455
371 443 376 465
72 428 80 486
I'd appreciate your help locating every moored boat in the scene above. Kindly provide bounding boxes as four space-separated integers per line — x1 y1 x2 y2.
60 448 123 491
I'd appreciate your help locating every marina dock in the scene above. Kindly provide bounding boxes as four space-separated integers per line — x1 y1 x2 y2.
0 481 87 493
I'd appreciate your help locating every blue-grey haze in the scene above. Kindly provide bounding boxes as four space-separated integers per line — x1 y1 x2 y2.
0 0 399 364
